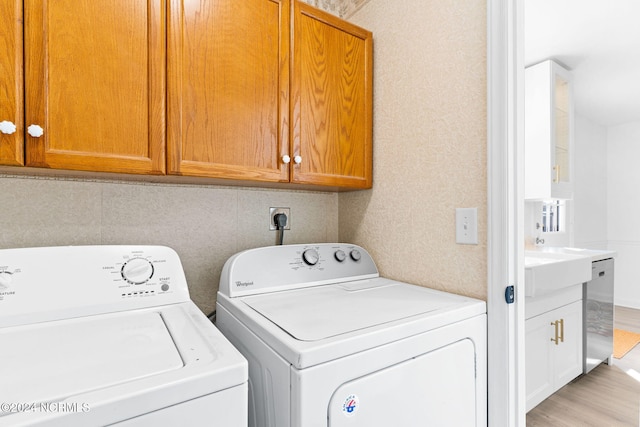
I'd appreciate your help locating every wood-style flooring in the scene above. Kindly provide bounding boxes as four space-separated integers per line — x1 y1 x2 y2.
527 306 640 426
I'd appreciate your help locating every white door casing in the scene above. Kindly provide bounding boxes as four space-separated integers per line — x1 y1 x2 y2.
487 0 525 425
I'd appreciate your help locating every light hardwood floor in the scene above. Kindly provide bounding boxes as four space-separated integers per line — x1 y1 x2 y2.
527 306 640 426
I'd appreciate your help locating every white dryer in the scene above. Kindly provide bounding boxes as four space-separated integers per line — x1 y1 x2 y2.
0 245 247 427
216 243 487 427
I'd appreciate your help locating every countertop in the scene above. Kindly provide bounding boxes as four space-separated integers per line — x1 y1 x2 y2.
526 246 616 262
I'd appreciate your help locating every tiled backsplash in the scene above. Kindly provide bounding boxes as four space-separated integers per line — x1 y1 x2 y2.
0 175 338 315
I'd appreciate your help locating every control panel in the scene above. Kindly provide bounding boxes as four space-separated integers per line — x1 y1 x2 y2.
220 243 379 298
300 247 362 266
0 246 190 328
102 248 183 299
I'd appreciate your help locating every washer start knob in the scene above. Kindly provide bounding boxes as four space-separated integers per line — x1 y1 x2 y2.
350 249 362 262
302 249 320 266
121 258 154 285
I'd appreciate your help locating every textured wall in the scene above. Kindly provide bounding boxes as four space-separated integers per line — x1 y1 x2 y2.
302 0 370 18
339 0 488 300
0 175 338 314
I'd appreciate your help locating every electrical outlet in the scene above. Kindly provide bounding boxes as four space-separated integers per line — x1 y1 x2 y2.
455 207 478 245
269 207 291 230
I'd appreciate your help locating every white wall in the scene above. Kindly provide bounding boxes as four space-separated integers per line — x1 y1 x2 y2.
573 115 608 248
524 115 607 249
607 121 640 308
524 109 640 309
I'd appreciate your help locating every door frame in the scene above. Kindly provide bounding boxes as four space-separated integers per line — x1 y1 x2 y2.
487 0 525 425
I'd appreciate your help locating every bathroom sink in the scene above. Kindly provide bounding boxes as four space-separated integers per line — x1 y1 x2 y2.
524 251 592 297
531 246 616 262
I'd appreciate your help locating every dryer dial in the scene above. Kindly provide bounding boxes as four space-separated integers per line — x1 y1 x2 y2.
121 258 154 285
350 249 362 262
302 249 319 266
0 271 13 288
334 250 347 262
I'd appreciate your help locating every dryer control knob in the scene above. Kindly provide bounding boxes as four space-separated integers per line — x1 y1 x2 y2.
334 250 346 262
302 248 319 266
121 258 154 285
0 271 13 288
350 249 362 262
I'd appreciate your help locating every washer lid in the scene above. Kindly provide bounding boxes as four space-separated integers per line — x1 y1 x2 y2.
243 278 460 341
1 311 183 403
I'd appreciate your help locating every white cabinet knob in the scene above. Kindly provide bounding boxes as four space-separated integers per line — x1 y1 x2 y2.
0 121 17 135
282 155 291 164
294 155 302 164
27 124 44 138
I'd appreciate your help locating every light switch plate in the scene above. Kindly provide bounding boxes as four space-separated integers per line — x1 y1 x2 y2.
456 208 478 245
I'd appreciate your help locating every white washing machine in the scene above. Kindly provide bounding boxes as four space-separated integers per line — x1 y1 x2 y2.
216 243 487 427
0 245 247 427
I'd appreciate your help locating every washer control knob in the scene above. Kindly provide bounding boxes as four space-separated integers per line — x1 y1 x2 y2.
334 250 346 262
350 249 362 262
121 258 154 285
0 271 13 288
302 248 319 266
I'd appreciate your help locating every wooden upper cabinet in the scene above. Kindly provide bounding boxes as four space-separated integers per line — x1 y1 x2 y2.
0 0 24 166
24 0 166 175
167 0 290 182
291 1 373 189
6 0 372 189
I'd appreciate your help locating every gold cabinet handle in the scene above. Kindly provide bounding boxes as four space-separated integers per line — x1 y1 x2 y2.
559 318 564 343
553 164 560 183
550 320 559 345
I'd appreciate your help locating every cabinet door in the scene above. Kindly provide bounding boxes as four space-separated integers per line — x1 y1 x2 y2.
291 1 372 189
524 60 573 200
525 311 554 412
553 300 582 390
551 65 573 193
24 0 165 174
0 0 24 166
526 299 583 412
167 0 290 182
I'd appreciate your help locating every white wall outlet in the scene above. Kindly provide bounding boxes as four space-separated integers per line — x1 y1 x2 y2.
456 208 478 245
269 207 291 230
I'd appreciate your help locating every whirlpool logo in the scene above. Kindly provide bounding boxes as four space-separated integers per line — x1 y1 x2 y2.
235 281 254 287
342 394 359 417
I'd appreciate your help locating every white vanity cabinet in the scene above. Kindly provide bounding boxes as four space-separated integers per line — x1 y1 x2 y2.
525 59 574 200
526 284 582 412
